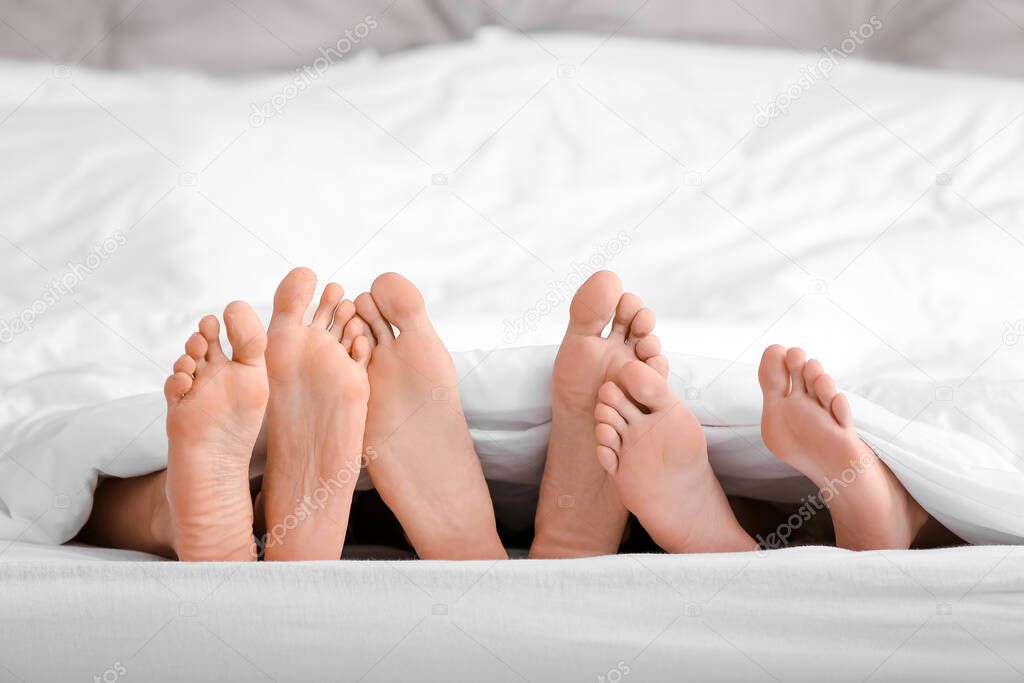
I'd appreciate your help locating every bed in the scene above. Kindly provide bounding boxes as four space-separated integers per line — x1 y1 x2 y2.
1 4 1023 680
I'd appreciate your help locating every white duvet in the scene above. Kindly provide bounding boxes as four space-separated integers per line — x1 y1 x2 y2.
1 31 1023 548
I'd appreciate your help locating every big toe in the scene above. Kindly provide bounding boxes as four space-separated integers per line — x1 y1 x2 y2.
568 270 622 336
758 345 789 404
615 359 676 412
223 300 267 366
370 272 429 332
271 267 317 327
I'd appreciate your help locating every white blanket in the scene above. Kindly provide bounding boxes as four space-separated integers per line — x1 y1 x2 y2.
1 31 1024 547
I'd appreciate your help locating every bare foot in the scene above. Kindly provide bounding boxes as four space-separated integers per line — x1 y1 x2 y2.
530 271 664 558
261 268 371 561
596 360 758 553
163 303 268 561
355 273 506 560
758 345 930 550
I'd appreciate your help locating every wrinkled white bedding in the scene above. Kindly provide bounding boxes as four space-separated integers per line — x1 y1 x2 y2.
2 31 1024 549
1 540 1022 682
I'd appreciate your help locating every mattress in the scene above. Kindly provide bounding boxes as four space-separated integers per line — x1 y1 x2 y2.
1 540 1023 682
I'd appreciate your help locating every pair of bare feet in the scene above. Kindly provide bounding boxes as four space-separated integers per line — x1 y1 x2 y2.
161 268 504 561
530 271 932 557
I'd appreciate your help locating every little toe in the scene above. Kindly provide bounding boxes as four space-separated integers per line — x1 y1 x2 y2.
598 380 643 422
354 292 394 343
223 300 267 366
567 271 622 337
340 314 363 352
595 422 622 451
611 293 644 339
369 272 430 334
172 354 196 376
198 315 226 362
626 308 655 342
163 372 193 403
615 360 677 412
330 300 356 341
311 283 344 329
596 445 619 474
351 335 371 367
595 402 628 435
785 347 807 393
813 373 838 411
271 267 317 329
635 334 661 362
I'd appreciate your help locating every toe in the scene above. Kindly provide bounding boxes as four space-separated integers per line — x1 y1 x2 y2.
595 422 622 451
635 333 661 361
185 332 208 361
172 354 195 376
198 315 226 361
831 392 853 428
312 283 345 329
611 292 643 339
223 300 267 366
271 267 317 328
330 300 356 340
626 308 655 342
369 272 429 333
813 372 838 411
595 402 628 435
567 270 622 336
758 345 789 403
341 314 363 352
645 354 670 378
597 380 643 422
615 359 677 412
352 335 371 367
354 292 394 343
164 372 193 403
596 445 619 474
803 359 825 393
785 347 807 393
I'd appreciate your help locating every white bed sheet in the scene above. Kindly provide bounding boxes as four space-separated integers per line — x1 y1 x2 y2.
1 540 1022 682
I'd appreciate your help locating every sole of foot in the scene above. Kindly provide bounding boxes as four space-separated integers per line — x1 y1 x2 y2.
163 302 268 561
758 345 930 550
530 270 666 558
596 359 758 553
262 267 371 561
355 272 506 560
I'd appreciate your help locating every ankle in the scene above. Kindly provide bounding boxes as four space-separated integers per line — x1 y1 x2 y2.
148 470 176 558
